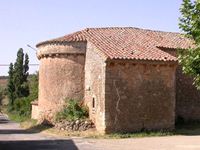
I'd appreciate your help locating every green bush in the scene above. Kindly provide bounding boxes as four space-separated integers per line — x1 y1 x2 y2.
0 86 7 107
7 73 38 121
56 99 89 121
13 97 32 117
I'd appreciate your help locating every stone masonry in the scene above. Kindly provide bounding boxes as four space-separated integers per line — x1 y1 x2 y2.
33 27 199 134
35 42 86 122
84 42 106 133
161 48 200 121
105 61 177 133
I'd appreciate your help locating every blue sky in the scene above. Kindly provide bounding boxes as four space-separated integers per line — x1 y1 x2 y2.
0 0 183 75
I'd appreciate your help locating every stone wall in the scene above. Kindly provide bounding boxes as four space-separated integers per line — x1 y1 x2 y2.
84 42 106 133
176 66 200 121
31 101 39 120
37 42 86 122
37 42 86 59
161 48 200 121
105 61 177 133
35 41 200 132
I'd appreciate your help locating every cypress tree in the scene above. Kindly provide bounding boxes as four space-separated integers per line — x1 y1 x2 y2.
22 53 29 97
12 48 30 98
23 53 29 82
13 48 24 98
7 48 30 109
7 63 15 107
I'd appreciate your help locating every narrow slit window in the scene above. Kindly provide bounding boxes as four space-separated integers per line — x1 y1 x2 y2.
92 97 95 108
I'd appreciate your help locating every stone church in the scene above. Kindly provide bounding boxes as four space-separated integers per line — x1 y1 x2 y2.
32 27 200 133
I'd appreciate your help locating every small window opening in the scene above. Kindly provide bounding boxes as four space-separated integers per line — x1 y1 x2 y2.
92 97 95 108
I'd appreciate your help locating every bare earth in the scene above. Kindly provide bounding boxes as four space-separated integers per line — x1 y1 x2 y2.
0 114 200 150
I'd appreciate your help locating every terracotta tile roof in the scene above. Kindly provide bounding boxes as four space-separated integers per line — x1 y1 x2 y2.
36 31 86 47
36 27 194 62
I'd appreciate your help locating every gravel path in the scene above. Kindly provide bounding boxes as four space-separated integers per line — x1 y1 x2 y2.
0 114 200 150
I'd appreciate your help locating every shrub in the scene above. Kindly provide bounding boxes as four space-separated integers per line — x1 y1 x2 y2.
0 86 7 107
7 73 38 120
13 97 32 117
56 99 89 122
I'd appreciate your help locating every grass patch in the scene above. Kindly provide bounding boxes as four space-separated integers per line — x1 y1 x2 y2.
21 120 53 133
19 121 200 138
20 119 37 128
44 130 174 139
8 114 27 122
44 121 200 139
100 131 174 139
11 117 173 139
6 111 29 122
6 114 200 139
1 105 29 122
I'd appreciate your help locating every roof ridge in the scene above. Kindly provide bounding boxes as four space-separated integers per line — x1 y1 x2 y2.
83 27 182 35
37 27 184 47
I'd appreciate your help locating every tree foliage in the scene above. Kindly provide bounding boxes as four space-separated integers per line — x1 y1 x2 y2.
179 0 200 89
23 53 29 82
179 0 200 42
7 63 15 106
12 73 38 118
13 48 29 98
7 49 38 120
7 48 30 109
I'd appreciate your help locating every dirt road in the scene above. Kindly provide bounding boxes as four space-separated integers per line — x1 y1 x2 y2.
0 114 200 150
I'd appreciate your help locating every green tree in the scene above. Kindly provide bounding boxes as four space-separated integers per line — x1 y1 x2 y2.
13 48 24 98
7 49 30 110
7 63 15 107
179 0 200 89
12 73 38 118
23 53 29 82
21 53 29 97
28 72 38 100
13 48 29 98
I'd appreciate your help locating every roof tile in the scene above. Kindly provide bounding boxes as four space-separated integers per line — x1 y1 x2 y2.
36 27 194 62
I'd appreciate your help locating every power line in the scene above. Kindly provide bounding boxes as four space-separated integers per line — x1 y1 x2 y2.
0 64 39 66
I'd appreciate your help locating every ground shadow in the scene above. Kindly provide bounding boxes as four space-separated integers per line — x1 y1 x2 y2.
175 121 200 136
0 115 79 150
0 124 53 134
26 123 53 133
0 139 79 150
0 115 10 124
0 113 53 134
0 119 9 124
